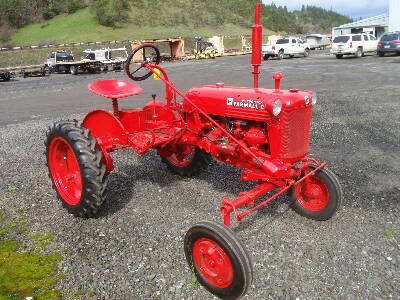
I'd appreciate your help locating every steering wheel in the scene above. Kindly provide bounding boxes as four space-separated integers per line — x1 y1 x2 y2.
125 43 161 81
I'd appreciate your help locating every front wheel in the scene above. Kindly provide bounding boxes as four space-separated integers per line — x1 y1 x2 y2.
303 49 310 57
289 166 342 221
45 120 108 217
184 221 253 300
336 54 343 59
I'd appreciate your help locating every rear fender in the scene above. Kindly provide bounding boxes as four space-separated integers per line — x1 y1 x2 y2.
83 109 128 173
83 109 128 146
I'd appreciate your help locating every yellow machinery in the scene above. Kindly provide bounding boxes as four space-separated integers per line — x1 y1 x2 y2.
194 38 217 59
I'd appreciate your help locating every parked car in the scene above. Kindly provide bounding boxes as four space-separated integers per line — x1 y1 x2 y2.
377 32 400 57
262 37 311 60
331 34 378 59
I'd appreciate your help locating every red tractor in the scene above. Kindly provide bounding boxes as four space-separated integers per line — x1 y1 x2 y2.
45 4 342 299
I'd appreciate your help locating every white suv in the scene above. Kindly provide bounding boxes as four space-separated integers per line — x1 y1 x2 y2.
331 34 378 59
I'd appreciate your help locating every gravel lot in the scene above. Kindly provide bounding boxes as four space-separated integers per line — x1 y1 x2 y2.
0 52 399 299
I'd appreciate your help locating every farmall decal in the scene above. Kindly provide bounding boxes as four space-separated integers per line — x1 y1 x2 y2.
226 98 265 110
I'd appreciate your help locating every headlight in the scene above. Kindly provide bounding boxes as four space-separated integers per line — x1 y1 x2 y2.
312 93 317 105
273 99 282 116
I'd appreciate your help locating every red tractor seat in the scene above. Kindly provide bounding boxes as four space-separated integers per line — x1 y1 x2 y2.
88 80 143 99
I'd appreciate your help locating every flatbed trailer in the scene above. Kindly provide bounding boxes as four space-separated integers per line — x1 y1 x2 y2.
45 51 103 75
48 60 103 75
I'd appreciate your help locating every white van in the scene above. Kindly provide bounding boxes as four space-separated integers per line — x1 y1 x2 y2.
331 34 378 59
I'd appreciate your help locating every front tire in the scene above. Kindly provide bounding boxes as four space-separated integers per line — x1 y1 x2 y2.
336 54 343 59
289 166 342 221
46 120 108 217
303 48 310 57
184 221 253 300
158 147 211 176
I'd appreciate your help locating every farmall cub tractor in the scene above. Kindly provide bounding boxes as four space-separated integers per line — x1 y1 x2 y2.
45 4 342 299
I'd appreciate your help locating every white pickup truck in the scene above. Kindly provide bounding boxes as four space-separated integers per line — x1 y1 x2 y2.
330 34 378 59
262 37 311 60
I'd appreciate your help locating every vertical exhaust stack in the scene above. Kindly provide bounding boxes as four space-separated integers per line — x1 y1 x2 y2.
252 3 263 89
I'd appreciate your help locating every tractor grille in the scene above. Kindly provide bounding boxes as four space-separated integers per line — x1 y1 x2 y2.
277 106 312 159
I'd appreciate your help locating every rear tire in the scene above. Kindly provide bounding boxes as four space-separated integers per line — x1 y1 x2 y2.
2 73 11 81
277 50 284 60
184 221 253 300
45 120 108 218
263 54 270 60
159 147 211 176
70 66 78 75
355 48 363 58
336 54 343 59
289 166 342 221
378 51 385 57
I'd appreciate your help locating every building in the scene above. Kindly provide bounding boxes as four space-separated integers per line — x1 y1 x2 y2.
389 0 400 31
333 0 400 39
332 14 389 39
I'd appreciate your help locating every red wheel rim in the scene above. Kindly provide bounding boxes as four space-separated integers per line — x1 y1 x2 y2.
295 175 330 211
48 137 82 205
192 238 234 288
166 148 195 167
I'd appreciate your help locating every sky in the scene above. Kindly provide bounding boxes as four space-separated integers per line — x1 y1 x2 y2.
263 0 389 19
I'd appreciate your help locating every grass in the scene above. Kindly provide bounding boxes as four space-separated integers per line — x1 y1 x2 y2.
11 8 251 45
0 210 62 300
0 7 276 68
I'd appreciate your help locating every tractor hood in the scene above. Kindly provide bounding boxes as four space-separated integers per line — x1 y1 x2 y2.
184 85 315 122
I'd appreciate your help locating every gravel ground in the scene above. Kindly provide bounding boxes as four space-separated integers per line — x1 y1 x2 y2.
0 52 399 299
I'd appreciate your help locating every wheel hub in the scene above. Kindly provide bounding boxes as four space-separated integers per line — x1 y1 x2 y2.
48 137 82 205
295 175 330 211
193 238 234 288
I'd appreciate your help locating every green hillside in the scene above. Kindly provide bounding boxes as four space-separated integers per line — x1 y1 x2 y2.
0 0 352 46
10 8 252 44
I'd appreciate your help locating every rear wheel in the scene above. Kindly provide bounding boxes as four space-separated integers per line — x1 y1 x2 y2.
2 73 11 81
378 51 385 57
263 54 270 61
289 166 342 221
355 48 363 58
46 120 108 217
70 66 78 75
158 146 211 176
335 54 343 59
184 221 253 300
277 50 284 60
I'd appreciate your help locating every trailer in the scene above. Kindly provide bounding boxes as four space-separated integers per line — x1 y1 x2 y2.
44 50 103 75
306 34 331 50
